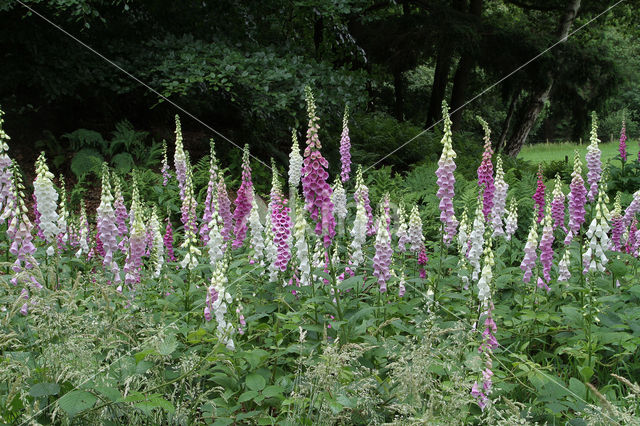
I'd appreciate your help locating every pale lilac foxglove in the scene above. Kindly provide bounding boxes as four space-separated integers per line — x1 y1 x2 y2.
407 205 424 253
490 155 508 238
565 151 587 245
331 177 347 235
398 272 406 297
161 139 171 186
468 193 485 282
205 259 235 350
232 145 253 249
247 190 265 264
354 165 374 236
180 164 201 271
435 101 458 245
538 200 554 284
520 213 538 283
473 301 498 411
0 109 14 223
113 177 128 253
123 182 145 288
289 130 303 191
396 203 409 253
33 153 59 248
293 203 311 286
504 199 518 241
373 214 392 293
207 207 225 269
217 177 234 241
550 174 566 232
476 117 495 220
96 164 120 281
558 248 571 282
301 87 336 247
350 194 367 268
585 113 602 203
200 140 219 244
339 105 351 183
583 189 610 274
8 165 37 275
56 175 69 250
532 165 545 223
174 115 187 197
477 240 494 306
75 200 90 258
619 120 627 162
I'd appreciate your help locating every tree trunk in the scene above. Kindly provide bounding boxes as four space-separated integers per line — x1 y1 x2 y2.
497 90 519 151
450 0 483 131
393 69 405 121
425 47 453 128
504 0 581 157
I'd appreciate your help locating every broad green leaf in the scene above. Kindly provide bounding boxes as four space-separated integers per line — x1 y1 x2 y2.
58 390 97 417
29 382 60 397
246 373 266 391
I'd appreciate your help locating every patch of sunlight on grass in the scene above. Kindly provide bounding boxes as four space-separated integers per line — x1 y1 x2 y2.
518 140 639 166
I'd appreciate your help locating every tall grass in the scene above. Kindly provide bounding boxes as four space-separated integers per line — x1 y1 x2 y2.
518 140 639 165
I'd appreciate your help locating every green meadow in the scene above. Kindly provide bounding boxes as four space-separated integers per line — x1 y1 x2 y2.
518 140 638 166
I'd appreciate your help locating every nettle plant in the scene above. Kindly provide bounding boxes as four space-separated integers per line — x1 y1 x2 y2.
1 101 640 425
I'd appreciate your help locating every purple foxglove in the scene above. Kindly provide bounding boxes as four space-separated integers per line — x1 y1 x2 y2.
396 203 409 253
477 117 495 220
532 165 545 223
373 214 392 293
354 166 374 236
232 145 253 249
33 153 59 249
558 248 571 282
504 199 518 241
293 203 311 286
435 101 458 245
550 174 566 232
418 245 428 279
164 216 176 262
473 302 498 410
264 214 279 282
468 193 485 281
339 105 351 183
289 129 303 190
96 164 120 281
113 177 128 253
331 177 347 235
350 194 367 268
200 140 219 244
565 151 587 245
271 189 292 273
490 155 508 237
174 115 187 197
301 87 335 247
8 165 37 275
407 205 424 252
538 200 554 284
161 139 171 186
585 113 602 203
520 213 538 283
583 190 610 274
619 120 628 162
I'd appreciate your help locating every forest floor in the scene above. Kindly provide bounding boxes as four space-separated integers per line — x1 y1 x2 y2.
519 140 639 165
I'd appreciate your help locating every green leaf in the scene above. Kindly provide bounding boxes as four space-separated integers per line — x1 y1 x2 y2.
238 390 259 403
58 390 97 417
246 373 266 391
157 336 179 356
70 149 104 179
262 385 284 398
579 365 594 381
29 382 60 397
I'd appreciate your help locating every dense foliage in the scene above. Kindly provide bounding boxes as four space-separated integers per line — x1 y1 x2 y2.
2 96 640 425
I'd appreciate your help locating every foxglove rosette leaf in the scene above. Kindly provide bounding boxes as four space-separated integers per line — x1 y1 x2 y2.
538 200 554 285
520 213 538 283
96 164 121 281
550 174 566 232
354 166 374 236
468 193 485 282
339 105 351 183
435 101 458 245
490 155 508 237
232 145 253 249
585 112 602 203
173 115 187 197
476 117 495 220
619 120 628 162
565 151 587 245
407 205 424 253
532 165 545 223
373 213 392 293
504 199 518 241
33 152 59 248
301 87 335 247
288 130 303 190
583 189 610 274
